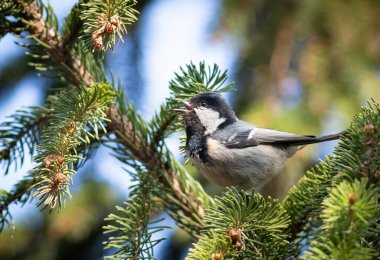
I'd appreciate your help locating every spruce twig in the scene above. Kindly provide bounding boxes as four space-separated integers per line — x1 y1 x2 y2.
21 1 95 86
0 107 47 174
18 0 207 232
0 176 36 231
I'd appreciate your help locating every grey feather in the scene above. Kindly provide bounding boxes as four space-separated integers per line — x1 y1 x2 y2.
213 120 342 149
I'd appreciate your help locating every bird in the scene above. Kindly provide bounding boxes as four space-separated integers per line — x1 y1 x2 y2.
174 91 342 189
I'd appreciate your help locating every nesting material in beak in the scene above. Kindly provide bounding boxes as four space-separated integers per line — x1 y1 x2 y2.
173 108 188 113
174 98 192 113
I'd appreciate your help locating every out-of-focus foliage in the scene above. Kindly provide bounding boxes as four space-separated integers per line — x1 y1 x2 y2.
220 0 380 114
218 0 380 198
0 179 116 260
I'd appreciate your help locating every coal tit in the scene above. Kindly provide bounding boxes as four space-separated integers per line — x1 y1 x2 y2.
175 92 342 189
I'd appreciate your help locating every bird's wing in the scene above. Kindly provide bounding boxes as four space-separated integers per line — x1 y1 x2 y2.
218 122 317 149
220 129 260 148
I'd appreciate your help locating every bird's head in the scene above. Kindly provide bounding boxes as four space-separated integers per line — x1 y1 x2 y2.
175 92 237 135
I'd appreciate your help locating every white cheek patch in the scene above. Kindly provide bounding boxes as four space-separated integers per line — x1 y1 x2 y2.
194 107 226 134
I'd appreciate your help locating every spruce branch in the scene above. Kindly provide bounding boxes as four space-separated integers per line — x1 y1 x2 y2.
109 93 210 235
187 188 291 259
62 2 83 49
169 62 234 101
0 107 47 175
303 179 380 259
283 157 338 251
19 1 95 85
0 174 36 231
284 159 335 225
149 102 177 147
0 18 24 39
104 166 167 259
3 1 380 258
284 100 380 258
0 129 108 230
149 62 234 146
80 0 138 54
104 196 166 259
107 61 238 234
0 0 28 37
333 100 380 183
15 0 210 238
300 101 380 259
32 83 115 209
0 0 24 15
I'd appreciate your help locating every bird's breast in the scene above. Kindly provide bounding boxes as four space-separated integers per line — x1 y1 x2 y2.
189 137 290 189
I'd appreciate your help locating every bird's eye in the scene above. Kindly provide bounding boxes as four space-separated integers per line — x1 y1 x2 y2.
200 102 207 107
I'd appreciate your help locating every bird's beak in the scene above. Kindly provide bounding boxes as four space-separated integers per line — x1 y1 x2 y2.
174 98 192 113
173 108 188 113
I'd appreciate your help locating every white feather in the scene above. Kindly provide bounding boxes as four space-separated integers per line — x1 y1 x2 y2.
247 128 256 140
228 133 237 142
194 107 226 135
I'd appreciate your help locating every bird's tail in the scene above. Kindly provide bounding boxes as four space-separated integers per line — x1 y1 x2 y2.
314 131 344 143
258 130 345 147
295 131 344 148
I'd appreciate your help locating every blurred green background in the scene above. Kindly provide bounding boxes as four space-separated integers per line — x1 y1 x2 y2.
1 0 379 259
